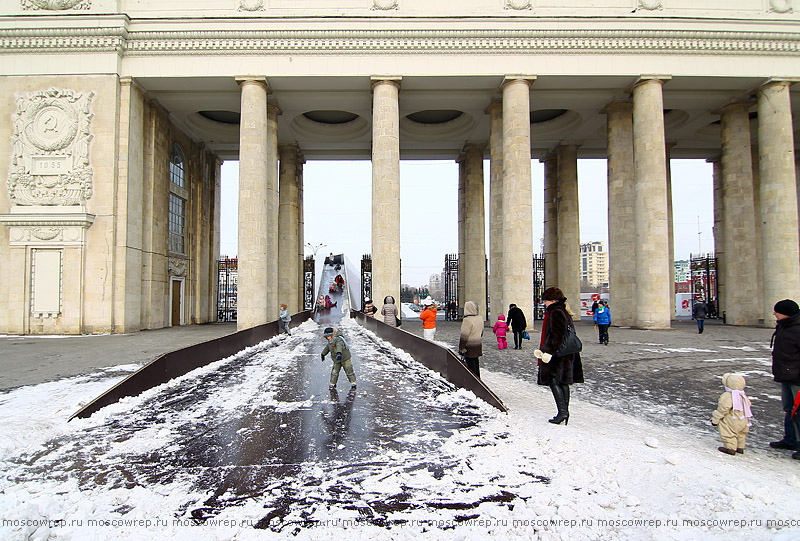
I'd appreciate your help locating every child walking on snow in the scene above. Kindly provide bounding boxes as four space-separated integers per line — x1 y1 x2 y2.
711 373 753 455
493 314 509 350
320 327 356 389
278 303 291 335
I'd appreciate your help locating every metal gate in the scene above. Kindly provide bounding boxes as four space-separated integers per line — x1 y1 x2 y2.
361 254 372 309
533 255 546 320
303 256 315 311
217 257 237 322
444 253 459 320
690 253 718 318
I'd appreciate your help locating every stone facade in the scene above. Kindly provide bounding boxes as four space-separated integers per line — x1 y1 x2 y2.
0 2 798 333
0 75 220 334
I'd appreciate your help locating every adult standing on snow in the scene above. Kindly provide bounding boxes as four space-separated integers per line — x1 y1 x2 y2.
768 299 800 460
507 303 527 350
381 295 399 327
419 298 437 341
534 287 584 426
459 300 484 378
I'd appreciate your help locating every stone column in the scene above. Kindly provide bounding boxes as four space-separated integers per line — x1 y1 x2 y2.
542 153 559 290
751 146 764 324
719 102 760 325
556 143 581 319
457 154 466 312
632 77 671 329
604 102 636 327
710 157 725 319
487 100 504 320
666 144 676 321
501 76 535 322
464 143 487 320
758 80 800 322
266 103 280 317
371 77 402 308
236 77 269 330
278 144 301 313
297 153 306 310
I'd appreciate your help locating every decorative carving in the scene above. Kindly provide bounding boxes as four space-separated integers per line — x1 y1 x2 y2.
638 0 663 10
238 0 264 11
7 89 94 206
4 28 800 58
372 0 398 10
769 0 793 13
505 0 532 9
169 257 188 277
21 0 91 10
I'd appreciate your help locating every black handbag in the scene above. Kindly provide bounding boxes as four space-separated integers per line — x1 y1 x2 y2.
555 325 582 357
395 316 402 327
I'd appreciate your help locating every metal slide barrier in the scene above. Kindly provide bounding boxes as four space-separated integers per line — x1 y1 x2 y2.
69 311 313 420
350 311 508 412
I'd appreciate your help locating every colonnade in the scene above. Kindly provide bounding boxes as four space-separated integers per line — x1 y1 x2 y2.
235 74 798 332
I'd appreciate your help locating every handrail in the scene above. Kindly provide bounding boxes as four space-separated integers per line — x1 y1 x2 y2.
350 311 508 412
69 311 313 420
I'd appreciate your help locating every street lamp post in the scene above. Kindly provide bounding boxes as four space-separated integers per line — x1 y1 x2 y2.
305 242 326 258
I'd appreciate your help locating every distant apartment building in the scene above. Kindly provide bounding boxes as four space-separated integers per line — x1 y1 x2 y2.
428 272 445 302
674 259 691 283
580 242 608 287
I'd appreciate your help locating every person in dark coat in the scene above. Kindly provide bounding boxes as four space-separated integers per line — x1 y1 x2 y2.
533 287 584 425
507 303 528 350
693 301 708 334
768 299 800 459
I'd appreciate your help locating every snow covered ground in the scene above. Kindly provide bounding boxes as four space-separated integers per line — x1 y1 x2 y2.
1 318 800 540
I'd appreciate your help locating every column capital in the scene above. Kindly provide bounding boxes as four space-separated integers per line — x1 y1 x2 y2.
370 76 402 92
539 153 557 164
462 142 487 154
627 75 671 93
235 76 271 92
500 75 536 91
278 143 300 154
485 98 503 115
706 155 721 164
556 141 582 152
267 102 282 116
712 99 754 116
600 100 632 115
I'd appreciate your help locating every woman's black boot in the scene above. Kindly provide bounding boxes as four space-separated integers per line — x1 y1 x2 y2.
548 384 569 425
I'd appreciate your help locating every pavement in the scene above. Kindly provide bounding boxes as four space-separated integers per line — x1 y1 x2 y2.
0 312 787 449
401 316 786 448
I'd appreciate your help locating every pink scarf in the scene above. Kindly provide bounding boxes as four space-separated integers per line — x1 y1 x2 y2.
724 386 753 421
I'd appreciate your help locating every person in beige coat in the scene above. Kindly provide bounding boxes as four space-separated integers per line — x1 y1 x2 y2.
711 373 753 455
458 301 484 378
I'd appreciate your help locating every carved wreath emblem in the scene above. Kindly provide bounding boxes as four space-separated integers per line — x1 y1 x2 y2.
372 0 398 10
238 0 264 11
20 0 91 10
7 89 94 206
769 0 793 13
505 0 532 9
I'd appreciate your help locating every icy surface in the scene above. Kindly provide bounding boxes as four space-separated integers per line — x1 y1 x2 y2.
1 320 799 540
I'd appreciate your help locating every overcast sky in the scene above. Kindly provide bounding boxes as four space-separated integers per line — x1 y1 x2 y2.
220 159 714 287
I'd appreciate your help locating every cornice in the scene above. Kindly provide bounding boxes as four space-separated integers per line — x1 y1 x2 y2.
0 27 799 56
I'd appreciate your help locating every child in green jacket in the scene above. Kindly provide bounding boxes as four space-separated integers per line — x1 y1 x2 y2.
321 327 356 389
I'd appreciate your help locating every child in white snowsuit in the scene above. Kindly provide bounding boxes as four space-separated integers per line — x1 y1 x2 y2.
711 373 753 455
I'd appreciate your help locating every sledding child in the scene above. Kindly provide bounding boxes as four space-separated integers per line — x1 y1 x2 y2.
320 327 356 389
278 303 291 335
711 373 753 455
493 314 509 350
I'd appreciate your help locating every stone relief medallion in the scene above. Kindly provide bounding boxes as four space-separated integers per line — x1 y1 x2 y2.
237 0 264 11
7 89 94 206
20 0 91 10
638 0 663 10
169 257 188 277
769 0 793 13
372 0 398 10
505 0 532 9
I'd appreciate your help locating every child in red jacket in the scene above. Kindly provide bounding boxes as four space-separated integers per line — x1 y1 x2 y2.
492 314 509 350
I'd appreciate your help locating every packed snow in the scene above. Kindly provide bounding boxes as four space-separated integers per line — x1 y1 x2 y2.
1 318 799 540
